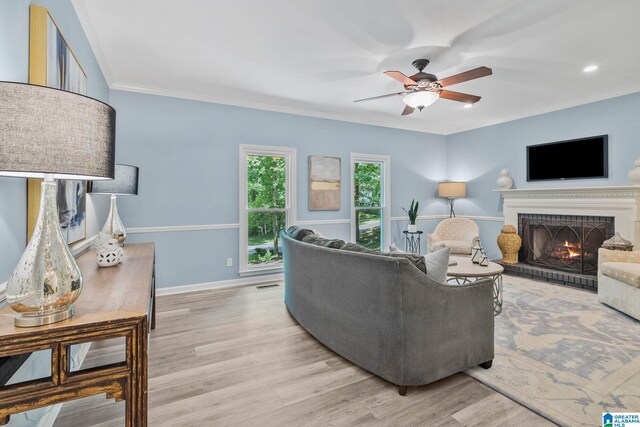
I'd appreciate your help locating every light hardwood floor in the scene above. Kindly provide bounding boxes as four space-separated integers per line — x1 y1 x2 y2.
54 282 554 426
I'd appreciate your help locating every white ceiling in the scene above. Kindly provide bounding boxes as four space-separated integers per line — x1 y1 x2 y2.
72 0 640 135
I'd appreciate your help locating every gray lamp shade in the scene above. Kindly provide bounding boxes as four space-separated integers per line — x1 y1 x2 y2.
89 164 139 195
0 82 115 180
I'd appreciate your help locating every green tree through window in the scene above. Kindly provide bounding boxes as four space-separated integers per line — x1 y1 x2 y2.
247 155 287 265
354 162 382 250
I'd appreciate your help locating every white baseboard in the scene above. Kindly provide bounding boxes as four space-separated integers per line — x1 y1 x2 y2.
156 273 285 296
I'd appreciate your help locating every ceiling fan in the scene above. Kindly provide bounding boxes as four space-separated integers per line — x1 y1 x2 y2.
354 59 492 115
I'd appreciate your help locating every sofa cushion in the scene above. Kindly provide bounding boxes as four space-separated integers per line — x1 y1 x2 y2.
301 234 346 249
286 226 316 241
341 243 428 276
601 262 640 289
435 240 472 255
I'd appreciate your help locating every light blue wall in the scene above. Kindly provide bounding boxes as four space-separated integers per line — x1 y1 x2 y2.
110 89 448 288
0 0 110 284
447 92 640 259
0 0 30 287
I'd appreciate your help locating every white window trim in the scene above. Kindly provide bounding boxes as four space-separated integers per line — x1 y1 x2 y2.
239 144 297 276
350 153 391 250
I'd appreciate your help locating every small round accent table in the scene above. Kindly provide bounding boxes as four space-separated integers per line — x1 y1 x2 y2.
447 256 504 316
403 230 423 254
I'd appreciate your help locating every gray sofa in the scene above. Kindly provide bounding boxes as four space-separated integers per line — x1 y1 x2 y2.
282 233 495 395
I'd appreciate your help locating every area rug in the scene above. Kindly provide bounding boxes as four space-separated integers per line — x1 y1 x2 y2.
465 276 640 427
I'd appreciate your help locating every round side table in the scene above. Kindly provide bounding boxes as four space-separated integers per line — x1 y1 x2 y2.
447 256 504 316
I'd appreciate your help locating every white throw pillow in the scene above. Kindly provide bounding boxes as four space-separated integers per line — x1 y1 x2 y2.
423 247 450 284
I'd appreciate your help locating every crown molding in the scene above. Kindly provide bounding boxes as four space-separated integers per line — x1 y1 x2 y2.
71 0 114 86
109 82 450 135
109 82 640 137
445 86 640 135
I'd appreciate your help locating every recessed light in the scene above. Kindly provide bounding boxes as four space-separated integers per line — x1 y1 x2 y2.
463 104 473 109
583 65 599 73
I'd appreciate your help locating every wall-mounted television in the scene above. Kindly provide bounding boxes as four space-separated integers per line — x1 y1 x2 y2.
527 135 608 182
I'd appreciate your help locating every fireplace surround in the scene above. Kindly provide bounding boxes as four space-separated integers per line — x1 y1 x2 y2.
496 186 640 290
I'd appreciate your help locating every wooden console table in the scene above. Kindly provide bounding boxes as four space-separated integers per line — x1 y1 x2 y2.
0 242 155 426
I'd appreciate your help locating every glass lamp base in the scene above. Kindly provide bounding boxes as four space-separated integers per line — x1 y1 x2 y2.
14 306 75 328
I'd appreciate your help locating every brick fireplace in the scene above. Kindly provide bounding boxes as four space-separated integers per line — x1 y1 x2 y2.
496 186 640 290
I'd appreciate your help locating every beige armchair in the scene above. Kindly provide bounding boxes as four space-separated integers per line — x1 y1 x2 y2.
427 218 480 255
598 248 640 320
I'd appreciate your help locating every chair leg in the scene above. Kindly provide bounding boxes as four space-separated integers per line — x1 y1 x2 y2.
398 385 407 396
479 360 493 369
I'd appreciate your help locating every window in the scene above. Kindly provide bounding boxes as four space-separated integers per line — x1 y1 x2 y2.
240 145 296 274
350 154 390 251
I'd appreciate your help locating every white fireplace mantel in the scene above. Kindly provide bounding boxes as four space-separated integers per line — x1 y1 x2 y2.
495 186 640 246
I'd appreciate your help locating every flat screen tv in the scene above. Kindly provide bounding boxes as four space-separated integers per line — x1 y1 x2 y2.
527 135 608 182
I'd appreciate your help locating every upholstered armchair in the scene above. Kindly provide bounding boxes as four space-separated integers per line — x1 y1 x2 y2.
598 248 640 320
427 218 480 255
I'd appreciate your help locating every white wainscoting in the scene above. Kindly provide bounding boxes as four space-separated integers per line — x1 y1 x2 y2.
125 214 504 236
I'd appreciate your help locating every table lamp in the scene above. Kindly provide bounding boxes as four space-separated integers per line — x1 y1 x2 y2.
89 164 139 245
0 82 115 327
438 182 466 218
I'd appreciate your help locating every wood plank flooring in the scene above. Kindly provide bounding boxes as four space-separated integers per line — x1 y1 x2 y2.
54 283 554 426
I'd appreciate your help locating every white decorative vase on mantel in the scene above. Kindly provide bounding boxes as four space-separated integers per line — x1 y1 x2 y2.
496 168 513 189
629 158 640 186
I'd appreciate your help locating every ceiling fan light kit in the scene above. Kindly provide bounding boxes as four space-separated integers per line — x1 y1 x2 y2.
355 58 492 116
403 91 439 110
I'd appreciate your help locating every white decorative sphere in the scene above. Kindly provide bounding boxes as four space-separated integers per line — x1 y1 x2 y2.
496 168 513 189
629 158 640 186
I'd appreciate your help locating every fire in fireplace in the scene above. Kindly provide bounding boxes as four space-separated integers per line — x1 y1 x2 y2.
519 214 614 275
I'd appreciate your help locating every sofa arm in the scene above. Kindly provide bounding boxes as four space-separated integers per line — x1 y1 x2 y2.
400 270 494 385
599 248 640 265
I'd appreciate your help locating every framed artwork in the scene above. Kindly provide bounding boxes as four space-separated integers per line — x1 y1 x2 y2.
309 156 341 211
27 5 88 244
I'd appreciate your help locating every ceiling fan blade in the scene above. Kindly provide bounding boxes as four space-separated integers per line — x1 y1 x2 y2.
439 90 481 104
353 91 408 103
438 66 492 87
401 105 415 116
384 71 416 87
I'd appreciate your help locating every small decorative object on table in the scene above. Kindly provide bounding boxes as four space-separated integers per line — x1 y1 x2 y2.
471 240 483 263
497 224 522 264
629 157 640 185
601 233 634 251
403 199 419 232
496 168 513 189
403 230 423 254
479 251 490 267
94 232 125 267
